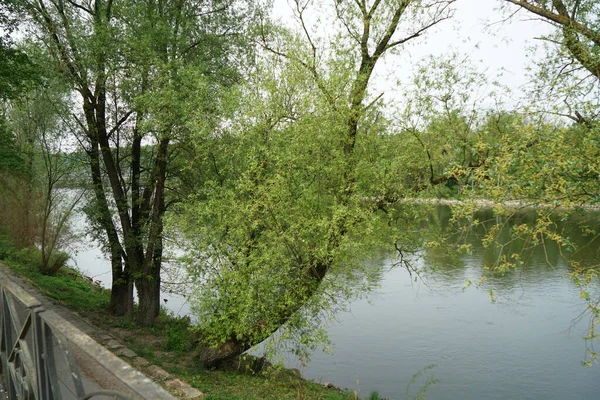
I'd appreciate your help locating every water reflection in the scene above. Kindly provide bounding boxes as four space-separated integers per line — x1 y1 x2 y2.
285 206 600 399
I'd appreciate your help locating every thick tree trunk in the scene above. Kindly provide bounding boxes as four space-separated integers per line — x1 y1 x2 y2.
111 266 134 316
197 339 249 368
137 137 169 326
84 103 134 317
23 0 168 324
138 255 161 326
89 147 133 316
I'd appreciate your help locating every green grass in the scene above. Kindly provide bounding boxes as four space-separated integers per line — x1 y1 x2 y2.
174 367 359 400
0 240 110 312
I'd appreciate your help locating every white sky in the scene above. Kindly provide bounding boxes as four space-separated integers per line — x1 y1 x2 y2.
270 0 554 108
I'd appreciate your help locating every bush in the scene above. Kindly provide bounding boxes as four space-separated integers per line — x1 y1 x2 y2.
6 246 69 276
39 250 70 276
156 314 193 355
0 236 16 260
368 392 381 400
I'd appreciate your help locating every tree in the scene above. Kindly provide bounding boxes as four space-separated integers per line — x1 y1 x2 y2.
13 0 248 324
8 59 81 274
503 1 599 79
179 0 456 366
396 53 508 194
0 36 79 274
0 8 47 252
502 0 599 124
491 1 600 235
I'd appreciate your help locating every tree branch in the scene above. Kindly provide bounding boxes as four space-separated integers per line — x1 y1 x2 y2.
372 0 410 60
65 0 93 15
504 0 600 47
385 14 452 51
257 16 337 108
107 110 134 138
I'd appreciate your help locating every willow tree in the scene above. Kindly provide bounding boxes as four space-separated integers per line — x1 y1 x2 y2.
178 0 456 366
501 1 599 121
490 1 600 259
455 0 600 363
478 1 600 257
504 1 598 78
13 0 247 324
464 1 600 250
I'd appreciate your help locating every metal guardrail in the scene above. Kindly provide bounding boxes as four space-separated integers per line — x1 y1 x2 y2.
0 276 176 399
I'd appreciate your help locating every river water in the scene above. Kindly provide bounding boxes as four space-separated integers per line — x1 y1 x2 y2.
69 207 600 399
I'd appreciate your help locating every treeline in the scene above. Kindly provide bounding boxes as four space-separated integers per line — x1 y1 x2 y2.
0 0 598 367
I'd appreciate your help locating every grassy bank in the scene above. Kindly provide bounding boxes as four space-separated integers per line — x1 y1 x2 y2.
0 238 386 400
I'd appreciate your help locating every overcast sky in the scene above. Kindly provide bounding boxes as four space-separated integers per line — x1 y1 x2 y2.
270 0 554 109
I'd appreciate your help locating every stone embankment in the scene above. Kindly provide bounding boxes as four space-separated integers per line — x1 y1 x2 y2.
0 263 203 399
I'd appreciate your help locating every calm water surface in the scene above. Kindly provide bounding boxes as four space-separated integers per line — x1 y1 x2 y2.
70 207 600 399
291 260 598 399
286 208 600 399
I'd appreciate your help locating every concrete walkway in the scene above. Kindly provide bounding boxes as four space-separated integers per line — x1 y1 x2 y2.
0 263 204 399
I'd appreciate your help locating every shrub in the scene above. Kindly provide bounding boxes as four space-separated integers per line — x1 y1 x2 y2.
39 250 70 276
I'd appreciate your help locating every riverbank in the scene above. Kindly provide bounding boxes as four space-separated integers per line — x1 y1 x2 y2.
401 197 600 211
0 241 386 400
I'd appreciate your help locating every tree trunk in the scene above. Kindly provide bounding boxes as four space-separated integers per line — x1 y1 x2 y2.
85 114 134 317
137 137 169 326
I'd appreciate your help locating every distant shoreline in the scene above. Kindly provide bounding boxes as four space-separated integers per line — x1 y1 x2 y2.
402 197 600 211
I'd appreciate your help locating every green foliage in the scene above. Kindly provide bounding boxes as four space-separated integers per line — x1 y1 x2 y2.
178 53 384 356
0 42 79 274
38 249 70 276
368 391 381 400
404 364 439 400
0 119 25 174
0 235 17 259
5 246 70 276
175 0 458 364
155 314 194 355
395 52 508 194
458 68 600 362
6 0 255 323
0 43 39 100
503 1 600 101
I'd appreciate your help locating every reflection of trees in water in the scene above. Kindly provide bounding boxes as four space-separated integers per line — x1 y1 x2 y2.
419 206 600 291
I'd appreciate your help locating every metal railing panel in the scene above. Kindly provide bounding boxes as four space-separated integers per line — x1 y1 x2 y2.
0 276 177 400
0 282 41 400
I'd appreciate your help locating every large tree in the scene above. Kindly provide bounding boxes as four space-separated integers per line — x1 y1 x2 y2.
13 0 247 324
179 0 456 366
